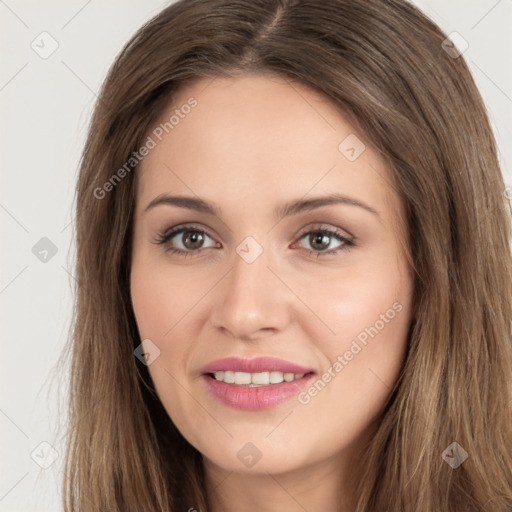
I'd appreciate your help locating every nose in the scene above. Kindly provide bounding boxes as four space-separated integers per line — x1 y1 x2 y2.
209 244 292 341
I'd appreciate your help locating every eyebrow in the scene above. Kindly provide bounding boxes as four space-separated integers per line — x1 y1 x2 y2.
144 193 380 220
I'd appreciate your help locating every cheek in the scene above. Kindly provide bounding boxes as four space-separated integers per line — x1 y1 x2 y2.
288 248 412 353
291 251 413 412
129 256 213 404
130 253 211 339
130 262 206 425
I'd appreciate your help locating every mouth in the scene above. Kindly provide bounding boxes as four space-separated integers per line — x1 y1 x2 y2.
205 370 315 387
200 356 316 410
200 355 315 376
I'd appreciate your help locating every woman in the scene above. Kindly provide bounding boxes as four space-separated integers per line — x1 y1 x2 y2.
61 0 512 510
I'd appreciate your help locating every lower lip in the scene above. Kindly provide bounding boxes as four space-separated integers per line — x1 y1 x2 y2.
202 373 315 410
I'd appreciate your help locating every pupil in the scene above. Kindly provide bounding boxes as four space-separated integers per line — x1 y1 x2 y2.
183 230 204 249
310 232 329 250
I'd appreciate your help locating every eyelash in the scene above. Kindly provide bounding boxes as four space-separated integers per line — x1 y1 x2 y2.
152 223 355 258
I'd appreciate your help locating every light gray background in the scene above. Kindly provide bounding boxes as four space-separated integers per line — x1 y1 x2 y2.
1 1 511 510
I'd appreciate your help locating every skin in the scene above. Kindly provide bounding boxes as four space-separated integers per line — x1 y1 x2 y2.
130 73 415 512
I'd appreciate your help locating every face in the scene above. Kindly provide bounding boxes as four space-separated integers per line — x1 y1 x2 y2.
130 73 414 478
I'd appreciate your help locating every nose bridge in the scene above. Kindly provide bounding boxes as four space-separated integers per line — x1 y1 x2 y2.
210 237 290 338
227 239 276 309
231 241 270 292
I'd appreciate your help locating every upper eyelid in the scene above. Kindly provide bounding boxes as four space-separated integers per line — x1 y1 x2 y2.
161 223 214 238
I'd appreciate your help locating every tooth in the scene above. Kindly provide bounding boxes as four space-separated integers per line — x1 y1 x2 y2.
214 370 308 385
234 371 252 385
224 371 235 383
251 372 270 385
269 371 284 384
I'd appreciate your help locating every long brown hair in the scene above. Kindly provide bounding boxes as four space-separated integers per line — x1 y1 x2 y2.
58 0 512 510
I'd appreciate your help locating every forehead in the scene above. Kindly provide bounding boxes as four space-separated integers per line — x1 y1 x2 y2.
159 73 355 162
135 74 403 227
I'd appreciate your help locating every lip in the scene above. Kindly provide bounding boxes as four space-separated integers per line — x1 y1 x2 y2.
200 357 316 411
200 356 314 375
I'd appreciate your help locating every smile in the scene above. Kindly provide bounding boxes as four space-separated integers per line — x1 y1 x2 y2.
200 357 316 410
210 370 308 386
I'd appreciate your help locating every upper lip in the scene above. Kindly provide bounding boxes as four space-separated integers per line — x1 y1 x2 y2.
200 357 315 375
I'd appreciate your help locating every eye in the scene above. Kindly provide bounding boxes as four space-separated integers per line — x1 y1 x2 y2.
152 223 354 258
152 224 218 256
293 227 354 256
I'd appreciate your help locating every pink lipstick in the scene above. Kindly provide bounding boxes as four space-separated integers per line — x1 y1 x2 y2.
200 357 315 410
